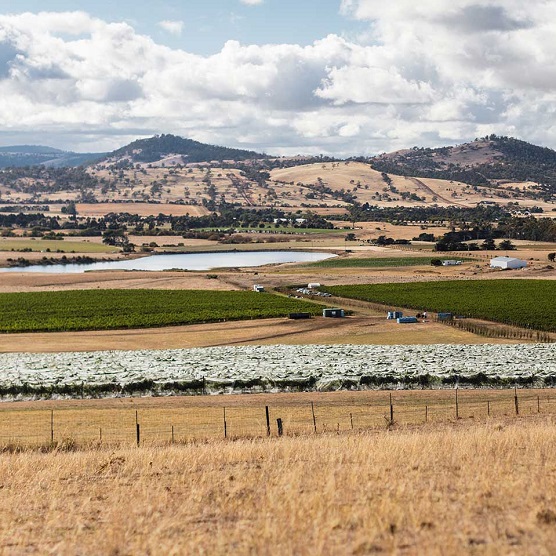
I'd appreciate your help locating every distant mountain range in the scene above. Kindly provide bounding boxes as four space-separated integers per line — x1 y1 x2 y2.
2 135 556 196
0 146 105 169
0 134 267 168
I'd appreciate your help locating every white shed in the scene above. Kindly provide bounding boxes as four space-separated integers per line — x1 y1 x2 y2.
490 256 527 270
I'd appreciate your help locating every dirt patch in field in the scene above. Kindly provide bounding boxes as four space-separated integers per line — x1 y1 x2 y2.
76 203 209 217
0 270 239 293
0 316 522 353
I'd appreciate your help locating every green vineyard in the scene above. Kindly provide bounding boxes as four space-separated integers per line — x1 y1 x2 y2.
324 280 556 331
0 289 322 333
307 257 466 268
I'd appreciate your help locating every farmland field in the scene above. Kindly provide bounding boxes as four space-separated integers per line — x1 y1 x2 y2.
0 343 554 399
0 290 321 333
306 256 470 268
0 238 119 253
324 280 556 331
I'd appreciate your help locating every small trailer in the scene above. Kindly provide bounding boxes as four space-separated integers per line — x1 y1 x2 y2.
253 284 265 292
288 312 312 320
323 308 345 318
437 312 453 321
397 316 418 324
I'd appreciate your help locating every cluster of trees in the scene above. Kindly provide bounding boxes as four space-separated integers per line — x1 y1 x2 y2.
0 166 98 194
170 206 333 232
435 237 515 252
348 203 508 224
0 207 334 239
497 216 556 242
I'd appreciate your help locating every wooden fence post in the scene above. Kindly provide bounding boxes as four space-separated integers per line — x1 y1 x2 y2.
171 425 175 444
277 418 283 436
223 407 227 439
487 400 490 417
50 409 54 443
389 393 394 423
455 387 459 419
135 410 140 446
350 412 354 430
99 427 102 442
425 405 428 423
538 395 541 414
266 406 271 436
311 402 317 434
514 387 519 416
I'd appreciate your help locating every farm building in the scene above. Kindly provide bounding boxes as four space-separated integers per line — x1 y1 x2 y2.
441 260 462 266
490 256 527 270
323 308 345 318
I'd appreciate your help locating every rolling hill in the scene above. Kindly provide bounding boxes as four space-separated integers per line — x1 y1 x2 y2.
370 135 556 197
0 135 555 218
105 134 268 164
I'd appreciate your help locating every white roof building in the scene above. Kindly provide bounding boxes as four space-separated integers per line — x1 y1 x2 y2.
490 256 527 270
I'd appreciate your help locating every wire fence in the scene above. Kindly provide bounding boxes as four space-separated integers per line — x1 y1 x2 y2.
0 389 554 449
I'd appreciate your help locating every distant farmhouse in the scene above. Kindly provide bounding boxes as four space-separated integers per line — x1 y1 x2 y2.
490 256 527 270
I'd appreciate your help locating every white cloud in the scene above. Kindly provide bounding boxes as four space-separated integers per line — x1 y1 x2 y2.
158 20 184 35
240 0 264 5
0 6 555 155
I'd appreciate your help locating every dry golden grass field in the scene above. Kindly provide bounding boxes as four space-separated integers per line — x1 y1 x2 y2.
2 410 556 554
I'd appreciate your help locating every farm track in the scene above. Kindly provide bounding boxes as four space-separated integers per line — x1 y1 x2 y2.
408 176 469 207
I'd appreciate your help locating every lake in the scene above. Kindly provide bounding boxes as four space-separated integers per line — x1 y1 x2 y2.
0 250 336 273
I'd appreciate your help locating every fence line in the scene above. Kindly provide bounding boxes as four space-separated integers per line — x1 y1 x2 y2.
0 389 553 448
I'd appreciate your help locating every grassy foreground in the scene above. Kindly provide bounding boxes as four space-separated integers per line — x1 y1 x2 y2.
325 279 556 331
0 289 321 332
1 417 556 554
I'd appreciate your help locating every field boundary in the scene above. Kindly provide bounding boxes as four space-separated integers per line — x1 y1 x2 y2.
0 388 553 449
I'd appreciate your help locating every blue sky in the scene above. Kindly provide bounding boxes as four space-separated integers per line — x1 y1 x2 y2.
6 1 366 55
0 1 555 156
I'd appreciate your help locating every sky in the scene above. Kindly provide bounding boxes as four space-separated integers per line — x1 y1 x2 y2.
0 0 555 156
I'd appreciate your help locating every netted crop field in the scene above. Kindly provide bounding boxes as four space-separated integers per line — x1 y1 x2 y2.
0 289 322 332
0 343 555 400
323 280 556 331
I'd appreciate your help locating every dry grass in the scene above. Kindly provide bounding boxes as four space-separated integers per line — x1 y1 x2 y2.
1 413 556 554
